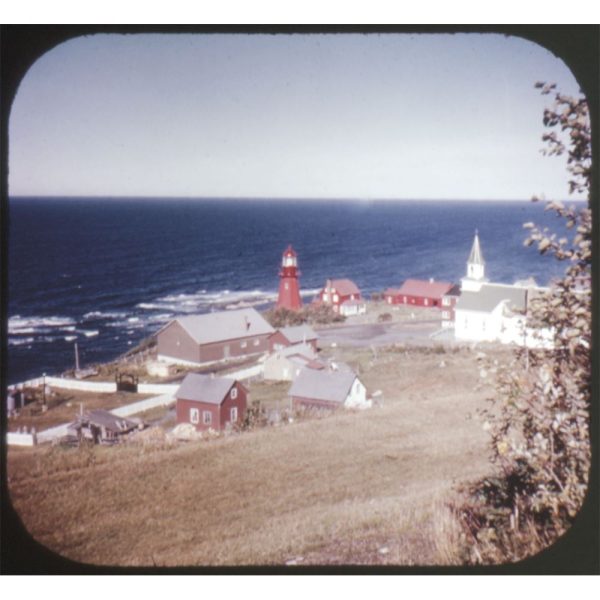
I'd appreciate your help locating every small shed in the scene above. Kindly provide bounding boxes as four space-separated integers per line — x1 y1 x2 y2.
67 410 141 444
175 373 248 432
289 368 370 411
269 324 319 352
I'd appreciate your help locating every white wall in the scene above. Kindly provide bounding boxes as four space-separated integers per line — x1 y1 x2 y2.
7 432 37 446
454 308 500 342
344 378 370 409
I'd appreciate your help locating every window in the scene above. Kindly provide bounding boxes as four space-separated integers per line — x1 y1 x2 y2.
442 296 450 306
323 293 329 302
253 339 260 346
203 411 212 425
442 311 449 319
231 387 238 399
333 294 339 303
284 282 289 290
240 341 247 348
190 408 199 424
230 407 238 423
424 298 429 306
403 296 407 303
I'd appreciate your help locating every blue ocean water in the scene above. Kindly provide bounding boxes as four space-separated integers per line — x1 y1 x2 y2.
7 197 573 384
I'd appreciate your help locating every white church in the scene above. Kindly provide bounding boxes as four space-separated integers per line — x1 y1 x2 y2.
453 232 553 348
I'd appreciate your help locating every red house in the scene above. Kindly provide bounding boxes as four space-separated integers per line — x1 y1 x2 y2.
316 279 366 316
383 279 455 309
276 245 302 311
175 373 247 432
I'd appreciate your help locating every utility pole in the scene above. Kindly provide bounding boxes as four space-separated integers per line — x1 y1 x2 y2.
74 342 80 372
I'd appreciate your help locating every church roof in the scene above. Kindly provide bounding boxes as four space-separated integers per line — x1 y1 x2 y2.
456 283 527 314
468 232 485 266
396 279 455 298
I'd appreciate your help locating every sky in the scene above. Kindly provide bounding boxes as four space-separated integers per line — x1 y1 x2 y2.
8 32 585 200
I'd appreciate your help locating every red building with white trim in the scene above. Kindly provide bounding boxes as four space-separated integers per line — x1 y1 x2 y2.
276 245 302 311
316 279 366 316
383 279 456 309
175 373 248 432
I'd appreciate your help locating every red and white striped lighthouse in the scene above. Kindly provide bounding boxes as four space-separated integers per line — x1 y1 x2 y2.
276 245 302 311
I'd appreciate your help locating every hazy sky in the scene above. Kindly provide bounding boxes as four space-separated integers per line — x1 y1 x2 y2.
9 33 584 200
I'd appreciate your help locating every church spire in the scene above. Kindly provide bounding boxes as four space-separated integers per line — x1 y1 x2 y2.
461 230 487 292
468 229 485 266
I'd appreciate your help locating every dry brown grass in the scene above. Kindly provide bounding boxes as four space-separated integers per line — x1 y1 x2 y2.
7 346 507 567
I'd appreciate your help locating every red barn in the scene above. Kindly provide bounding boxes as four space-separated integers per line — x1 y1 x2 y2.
156 308 274 366
316 279 366 316
383 279 455 309
175 373 247 432
276 245 302 311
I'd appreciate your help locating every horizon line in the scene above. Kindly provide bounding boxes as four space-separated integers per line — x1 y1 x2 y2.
8 195 586 203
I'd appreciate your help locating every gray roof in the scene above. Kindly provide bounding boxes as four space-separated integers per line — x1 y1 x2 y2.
289 368 357 404
176 373 236 405
456 283 527 313
467 232 485 266
280 342 317 359
172 308 274 345
76 410 138 433
278 324 318 344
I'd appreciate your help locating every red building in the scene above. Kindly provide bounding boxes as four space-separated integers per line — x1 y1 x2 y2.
276 245 302 311
156 308 274 366
175 373 247 432
383 279 456 309
316 279 366 316
268 324 319 352
441 284 461 327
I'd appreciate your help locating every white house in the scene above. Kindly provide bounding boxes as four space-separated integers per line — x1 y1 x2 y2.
263 343 325 381
289 368 370 410
454 232 553 348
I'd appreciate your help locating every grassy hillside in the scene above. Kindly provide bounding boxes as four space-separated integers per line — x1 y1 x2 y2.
7 345 506 567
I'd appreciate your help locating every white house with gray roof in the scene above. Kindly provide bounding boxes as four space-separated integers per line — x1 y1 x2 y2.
289 368 370 410
263 342 324 381
454 233 553 348
156 308 274 366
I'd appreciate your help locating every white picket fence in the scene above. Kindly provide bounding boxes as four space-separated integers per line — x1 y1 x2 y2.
111 393 175 417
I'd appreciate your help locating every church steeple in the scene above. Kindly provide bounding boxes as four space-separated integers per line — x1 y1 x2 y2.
461 230 487 292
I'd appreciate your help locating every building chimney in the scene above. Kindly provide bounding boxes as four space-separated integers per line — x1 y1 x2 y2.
244 316 250 331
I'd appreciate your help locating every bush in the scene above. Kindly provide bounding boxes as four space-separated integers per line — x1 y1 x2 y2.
378 312 392 323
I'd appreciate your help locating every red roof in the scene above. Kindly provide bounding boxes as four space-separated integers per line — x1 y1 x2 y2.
395 279 454 298
326 279 361 297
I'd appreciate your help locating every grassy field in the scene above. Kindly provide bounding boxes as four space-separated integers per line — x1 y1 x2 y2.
7 344 509 567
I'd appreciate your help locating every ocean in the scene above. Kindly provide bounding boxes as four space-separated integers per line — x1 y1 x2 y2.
6 197 572 384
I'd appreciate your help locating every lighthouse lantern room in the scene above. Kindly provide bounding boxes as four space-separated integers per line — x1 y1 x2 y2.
276 245 303 311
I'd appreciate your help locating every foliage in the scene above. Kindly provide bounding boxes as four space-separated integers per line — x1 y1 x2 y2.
263 303 346 328
455 84 591 564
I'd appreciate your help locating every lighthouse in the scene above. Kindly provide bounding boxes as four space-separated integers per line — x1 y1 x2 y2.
276 245 302 311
